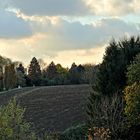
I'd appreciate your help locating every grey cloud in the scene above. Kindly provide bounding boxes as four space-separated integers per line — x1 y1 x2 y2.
4 0 140 17
0 16 139 65
30 17 139 52
97 18 139 37
11 0 90 16
0 10 32 39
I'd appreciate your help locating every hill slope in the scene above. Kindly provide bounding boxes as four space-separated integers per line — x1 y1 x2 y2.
0 85 91 134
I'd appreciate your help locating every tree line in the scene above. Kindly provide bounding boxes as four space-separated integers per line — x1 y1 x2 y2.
0 56 96 91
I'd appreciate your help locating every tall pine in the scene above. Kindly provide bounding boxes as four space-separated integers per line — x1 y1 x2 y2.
69 63 79 84
28 57 41 86
46 61 58 80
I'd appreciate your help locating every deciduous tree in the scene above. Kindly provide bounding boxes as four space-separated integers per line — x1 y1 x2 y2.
4 64 17 90
16 64 26 87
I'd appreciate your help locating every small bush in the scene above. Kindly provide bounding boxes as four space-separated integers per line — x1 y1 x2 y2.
59 124 88 140
0 97 38 140
124 82 140 140
87 92 127 139
124 83 140 125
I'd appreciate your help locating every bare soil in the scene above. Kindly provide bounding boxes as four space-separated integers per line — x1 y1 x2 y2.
0 85 91 134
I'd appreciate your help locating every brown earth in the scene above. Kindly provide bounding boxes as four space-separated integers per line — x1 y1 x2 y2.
0 85 91 134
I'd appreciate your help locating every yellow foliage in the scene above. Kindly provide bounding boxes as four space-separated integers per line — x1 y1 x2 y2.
124 82 140 124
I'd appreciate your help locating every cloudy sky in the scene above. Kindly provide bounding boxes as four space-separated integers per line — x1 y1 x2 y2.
0 0 140 67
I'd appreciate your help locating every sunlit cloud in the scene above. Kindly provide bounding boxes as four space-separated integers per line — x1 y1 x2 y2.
86 0 140 16
41 46 106 67
0 0 139 66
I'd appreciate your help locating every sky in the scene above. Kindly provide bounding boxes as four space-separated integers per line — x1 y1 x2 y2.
0 0 140 67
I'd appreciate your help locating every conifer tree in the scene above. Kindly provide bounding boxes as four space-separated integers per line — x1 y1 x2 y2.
93 37 140 95
69 63 79 84
46 61 58 79
28 57 41 86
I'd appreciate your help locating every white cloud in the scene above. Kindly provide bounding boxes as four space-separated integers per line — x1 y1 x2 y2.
43 46 106 67
0 38 33 63
86 0 140 16
0 37 105 67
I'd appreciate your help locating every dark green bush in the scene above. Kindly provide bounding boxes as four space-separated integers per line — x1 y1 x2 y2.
59 124 88 140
